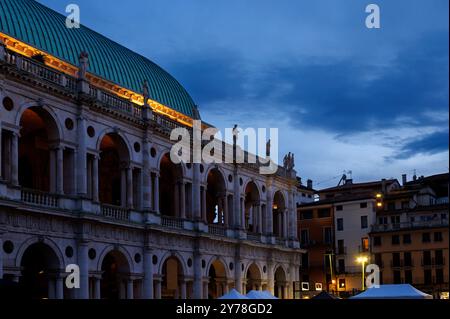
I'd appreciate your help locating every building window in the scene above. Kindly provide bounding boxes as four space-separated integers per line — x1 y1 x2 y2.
424 269 432 285
404 252 412 267
339 279 346 289
423 251 432 266
338 259 345 273
361 237 369 252
401 201 409 209
301 253 309 269
336 205 343 211
392 252 401 268
360 202 368 209
318 208 331 218
434 232 443 242
337 240 345 254
404 270 413 284
373 236 382 246
435 250 444 265
422 232 431 243
337 218 344 231
436 269 444 284
378 216 388 225
391 215 400 228
387 202 396 211
324 227 332 244
302 193 306 197
300 229 309 245
300 210 313 220
392 235 400 245
403 234 412 244
361 216 368 229
393 270 401 284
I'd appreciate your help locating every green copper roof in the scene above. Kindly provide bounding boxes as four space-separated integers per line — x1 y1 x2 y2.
0 0 197 117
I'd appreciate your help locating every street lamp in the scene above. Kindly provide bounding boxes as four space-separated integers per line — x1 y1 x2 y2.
356 256 369 290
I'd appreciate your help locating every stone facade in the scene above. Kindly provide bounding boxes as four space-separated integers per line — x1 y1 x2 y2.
0 45 303 299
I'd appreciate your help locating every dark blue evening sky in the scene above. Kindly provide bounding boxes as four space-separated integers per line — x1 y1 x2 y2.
39 0 449 188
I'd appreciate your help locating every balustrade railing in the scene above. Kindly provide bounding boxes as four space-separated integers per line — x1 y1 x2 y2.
161 216 184 229
21 189 59 208
208 224 226 236
101 204 130 221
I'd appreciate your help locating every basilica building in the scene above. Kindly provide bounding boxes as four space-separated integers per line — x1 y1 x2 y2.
0 0 303 299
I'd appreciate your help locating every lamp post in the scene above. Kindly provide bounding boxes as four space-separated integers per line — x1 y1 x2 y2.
356 256 368 291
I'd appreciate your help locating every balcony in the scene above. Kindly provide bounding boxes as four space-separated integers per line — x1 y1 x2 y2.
371 219 449 232
21 189 59 208
208 224 226 237
161 216 184 229
101 204 130 221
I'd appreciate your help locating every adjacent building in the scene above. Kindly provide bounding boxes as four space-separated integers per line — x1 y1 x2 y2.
370 173 449 298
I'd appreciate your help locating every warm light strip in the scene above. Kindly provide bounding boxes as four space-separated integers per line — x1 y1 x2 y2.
1 32 196 127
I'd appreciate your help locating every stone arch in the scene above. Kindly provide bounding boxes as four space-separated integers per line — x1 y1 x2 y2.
16 237 65 299
15 236 65 269
158 251 188 276
97 131 133 206
96 245 134 274
273 190 287 237
244 180 263 233
274 265 288 299
158 152 185 217
159 252 187 299
156 150 187 177
245 262 262 293
205 166 227 225
207 258 229 299
15 101 64 141
96 128 132 162
98 246 133 299
17 104 64 192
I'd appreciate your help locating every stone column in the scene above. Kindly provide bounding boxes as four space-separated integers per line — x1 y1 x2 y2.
92 155 99 202
154 173 160 213
201 186 207 222
289 190 297 238
180 279 187 299
77 242 89 299
48 278 56 299
127 279 134 299
203 281 209 299
223 195 228 226
56 275 64 299
56 147 64 195
192 164 201 220
143 247 154 299
174 182 179 217
142 137 152 210
126 167 133 208
193 253 203 299
11 132 19 186
267 264 274 295
94 277 101 299
180 181 186 219
154 279 162 299
283 209 288 238
266 185 273 235
241 197 246 229
49 148 56 193
76 116 87 195
235 258 242 293
120 168 127 207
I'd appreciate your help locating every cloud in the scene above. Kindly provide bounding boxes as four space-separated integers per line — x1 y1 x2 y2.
393 129 449 160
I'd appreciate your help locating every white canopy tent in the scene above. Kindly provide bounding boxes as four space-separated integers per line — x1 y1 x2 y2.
218 289 249 299
351 284 433 299
246 290 278 299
